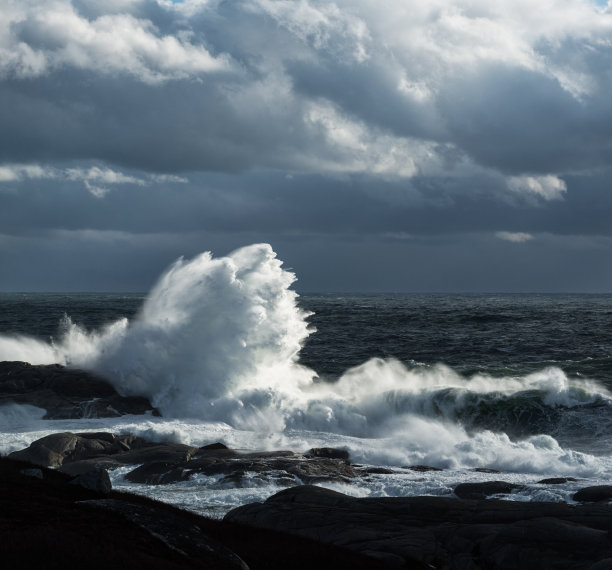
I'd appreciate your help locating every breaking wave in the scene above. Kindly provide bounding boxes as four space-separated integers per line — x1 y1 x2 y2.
1 243 610 474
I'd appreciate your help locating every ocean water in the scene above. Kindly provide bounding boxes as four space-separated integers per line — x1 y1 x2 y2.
1 244 611 517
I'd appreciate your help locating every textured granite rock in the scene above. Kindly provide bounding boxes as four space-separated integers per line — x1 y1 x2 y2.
225 485 612 569
1 456 396 570
10 433 359 487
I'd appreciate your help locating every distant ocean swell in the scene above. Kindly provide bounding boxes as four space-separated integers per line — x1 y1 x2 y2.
0 243 610 476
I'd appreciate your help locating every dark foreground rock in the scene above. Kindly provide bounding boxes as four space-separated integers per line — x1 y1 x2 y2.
0 361 157 418
226 485 612 569
0 456 397 570
574 486 612 503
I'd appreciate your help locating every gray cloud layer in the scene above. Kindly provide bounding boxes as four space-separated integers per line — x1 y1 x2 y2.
1 0 611 291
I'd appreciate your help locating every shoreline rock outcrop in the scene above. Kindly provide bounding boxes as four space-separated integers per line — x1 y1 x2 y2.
0 456 398 570
0 361 157 418
225 484 612 569
7 431 612 568
9 431 360 486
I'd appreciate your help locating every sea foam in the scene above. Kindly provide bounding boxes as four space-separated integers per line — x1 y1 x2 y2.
0 243 610 476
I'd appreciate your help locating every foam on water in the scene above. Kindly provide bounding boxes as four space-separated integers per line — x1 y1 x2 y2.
0 244 611 480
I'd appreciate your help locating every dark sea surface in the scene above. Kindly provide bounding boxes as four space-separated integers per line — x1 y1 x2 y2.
2 291 612 512
3 292 610 384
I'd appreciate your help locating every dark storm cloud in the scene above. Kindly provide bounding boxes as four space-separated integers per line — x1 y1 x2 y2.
1 168 611 240
1 0 612 292
2 0 609 179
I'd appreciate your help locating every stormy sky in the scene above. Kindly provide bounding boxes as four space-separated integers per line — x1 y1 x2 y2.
1 0 611 292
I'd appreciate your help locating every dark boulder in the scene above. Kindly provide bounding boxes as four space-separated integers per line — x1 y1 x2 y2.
200 442 229 451
305 447 350 462
361 467 396 475
70 469 112 494
471 467 501 474
454 480 523 499
538 477 579 485
125 448 358 486
125 461 193 485
20 468 43 479
406 465 443 472
9 432 197 470
0 361 157 419
9 432 81 467
573 486 612 503
1 456 395 570
226 484 612 569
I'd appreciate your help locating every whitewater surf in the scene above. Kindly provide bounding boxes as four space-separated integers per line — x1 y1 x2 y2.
1 243 612 516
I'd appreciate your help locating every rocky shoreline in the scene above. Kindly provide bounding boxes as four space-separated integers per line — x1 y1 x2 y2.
0 361 157 418
0 455 399 570
3 448 612 569
3 361 612 568
6 430 612 569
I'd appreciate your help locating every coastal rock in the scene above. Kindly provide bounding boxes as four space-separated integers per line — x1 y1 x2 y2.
8 431 196 470
125 448 358 486
1 456 392 570
305 447 350 462
538 477 579 485
20 468 43 479
573 486 612 503
82 499 249 570
454 481 523 499
0 361 157 419
407 465 443 472
11 433 359 487
226 484 612 569
70 469 112 494
361 467 396 475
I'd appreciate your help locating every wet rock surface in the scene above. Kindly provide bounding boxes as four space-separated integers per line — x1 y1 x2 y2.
0 456 398 570
0 361 157 418
454 481 524 500
573 486 612 503
10 432 360 486
9 431 612 568
8 431 195 469
226 485 612 569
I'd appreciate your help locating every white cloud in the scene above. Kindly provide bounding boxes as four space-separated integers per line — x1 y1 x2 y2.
303 100 425 178
1 1 611 188
0 1 231 83
66 166 146 186
0 162 189 197
495 231 535 243
507 175 567 201
0 164 56 182
248 0 371 63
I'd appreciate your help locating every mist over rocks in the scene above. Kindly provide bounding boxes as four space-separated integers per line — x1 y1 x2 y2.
0 361 158 419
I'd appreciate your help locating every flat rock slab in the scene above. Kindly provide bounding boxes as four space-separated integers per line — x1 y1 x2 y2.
0 456 401 570
454 481 524 500
8 431 196 469
225 485 612 569
0 361 157 419
82 499 248 569
125 449 358 486
11 432 359 487
573 486 612 503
